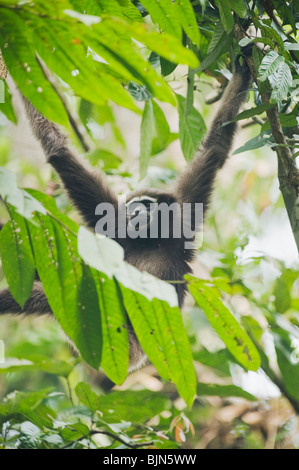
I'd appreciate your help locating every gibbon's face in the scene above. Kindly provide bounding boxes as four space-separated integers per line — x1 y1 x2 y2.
126 196 157 231
124 192 180 242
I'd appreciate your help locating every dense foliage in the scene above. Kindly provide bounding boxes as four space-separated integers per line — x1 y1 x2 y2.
0 0 299 449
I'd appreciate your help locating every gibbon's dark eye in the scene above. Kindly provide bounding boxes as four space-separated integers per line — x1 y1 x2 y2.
125 196 157 217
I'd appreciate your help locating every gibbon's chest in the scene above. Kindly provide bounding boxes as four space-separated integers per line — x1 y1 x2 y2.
123 241 189 282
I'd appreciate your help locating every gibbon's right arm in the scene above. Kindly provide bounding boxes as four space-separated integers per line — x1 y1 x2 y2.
22 98 118 229
175 54 252 216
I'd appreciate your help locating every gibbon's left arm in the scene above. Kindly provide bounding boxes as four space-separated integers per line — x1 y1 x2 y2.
175 55 252 217
0 284 51 316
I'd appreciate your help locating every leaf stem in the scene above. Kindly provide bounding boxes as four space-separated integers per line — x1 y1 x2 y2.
185 39 196 117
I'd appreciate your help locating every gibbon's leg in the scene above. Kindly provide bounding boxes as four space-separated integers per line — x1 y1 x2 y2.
0 283 51 316
175 55 252 214
22 98 118 229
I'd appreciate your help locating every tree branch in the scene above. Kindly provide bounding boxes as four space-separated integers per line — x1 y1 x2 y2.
233 24 299 256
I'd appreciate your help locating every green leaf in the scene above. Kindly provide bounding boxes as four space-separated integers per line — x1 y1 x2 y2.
187 276 261 371
0 356 73 377
160 57 178 77
270 61 293 103
207 21 225 54
175 0 200 45
139 0 182 38
60 423 90 443
229 0 247 17
107 17 198 68
28 215 102 370
258 51 285 82
284 42 299 51
93 273 129 385
233 130 274 155
195 348 231 376
0 10 69 126
274 277 291 313
88 149 122 171
197 382 257 400
0 389 54 429
151 100 172 155
233 102 274 121
215 0 234 32
0 81 17 124
139 99 154 179
29 14 137 111
75 382 99 413
93 389 170 422
151 298 196 408
118 288 171 381
119 288 197 407
199 27 233 72
177 93 206 161
0 210 35 308
25 188 78 234
239 36 275 49
91 18 177 105
273 326 299 401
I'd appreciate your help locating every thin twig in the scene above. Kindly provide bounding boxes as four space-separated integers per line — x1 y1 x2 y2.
61 428 155 449
35 54 92 153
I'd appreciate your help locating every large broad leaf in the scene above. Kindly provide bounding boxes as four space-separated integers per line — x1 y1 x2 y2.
138 0 182 38
112 18 198 68
23 12 138 112
270 61 293 103
119 288 197 408
0 10 69 126
215 0 246 32
0 356 73 378
70 0 143 22
76 383 170 422
77 228 195 404
151 100 178 155
174 0 200 45
258 51 285 82
93 273 129 385
215 0 234 32
28 214 102 370
0 210 35 308
197 382 257 401
177 94 206 161
233 102 274 122
187 276 261 371
199 24 233 72
233 130 274 155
